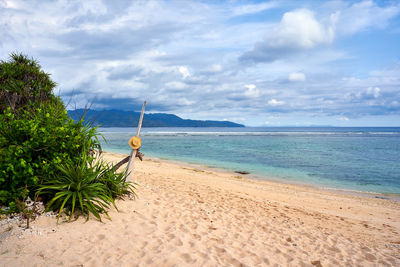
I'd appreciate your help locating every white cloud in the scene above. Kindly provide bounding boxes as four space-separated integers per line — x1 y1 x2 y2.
289 72 306 82
241 1 400 63
335 0 400 35
268 99 285 106
244 84 256 90
205 64 222 73
2 0 18 8
366 87 381 98
154 50 167 56
390 101 399 107
356 87 381 99
337 116 350 121
179 66 190 79
241 9 336 62
276 9 335 48
165 81 187 90
179 97 195 106
232 2 277 16
244 84 260 98
1 0 399 126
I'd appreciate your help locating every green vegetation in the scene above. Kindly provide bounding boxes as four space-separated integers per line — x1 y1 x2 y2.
0 53 58 112
68 109 245 127
38 153 114 222
0 53 135 221
16 185 39 229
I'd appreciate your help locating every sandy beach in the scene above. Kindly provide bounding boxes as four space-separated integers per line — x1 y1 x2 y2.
1 151 399 266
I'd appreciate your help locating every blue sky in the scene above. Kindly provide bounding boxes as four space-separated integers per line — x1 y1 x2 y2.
1 0 400 126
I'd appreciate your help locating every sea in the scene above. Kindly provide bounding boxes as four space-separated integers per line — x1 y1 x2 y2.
98 127 400 196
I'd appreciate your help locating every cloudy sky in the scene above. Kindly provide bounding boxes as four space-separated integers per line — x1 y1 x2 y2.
1 0 400 126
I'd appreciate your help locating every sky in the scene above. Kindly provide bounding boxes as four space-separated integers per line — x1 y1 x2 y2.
1 0 400 126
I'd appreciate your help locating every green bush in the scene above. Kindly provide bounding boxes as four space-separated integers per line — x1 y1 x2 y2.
0 53 100 205
0 54 77 205
97 165 137 200
37 155 113 222
0 106 95 203
37 145 135 221
1 53 136 221
0 52 57 112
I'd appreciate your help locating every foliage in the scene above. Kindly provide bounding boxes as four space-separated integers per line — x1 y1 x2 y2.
0 52 58 112
0 201 18 215
0 105 99 205
97 165 137 200
37 152 135 222
0 53 136 221
37 157 111 222
16 185 40 229
68 109 245 127
0 53 99 206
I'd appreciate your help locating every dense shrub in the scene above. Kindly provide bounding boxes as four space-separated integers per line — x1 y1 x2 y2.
0 53 57 112
97 165 136 200
0 105 100 204
0 53 98 205
37 152 114 222
0 53 134 220
37 125 135 221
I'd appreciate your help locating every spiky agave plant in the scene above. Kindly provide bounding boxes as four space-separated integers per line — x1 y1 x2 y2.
37 116 137 222
96 163 137 200
37 152 115 222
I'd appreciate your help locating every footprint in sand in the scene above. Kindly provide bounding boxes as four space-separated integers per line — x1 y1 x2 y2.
192 233 201 241
364 253 376 261
140 241 148 250
181 253 193 263
173 238 183 246
167 233 175 241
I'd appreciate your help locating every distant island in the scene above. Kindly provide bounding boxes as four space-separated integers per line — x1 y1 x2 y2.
68 109 245 127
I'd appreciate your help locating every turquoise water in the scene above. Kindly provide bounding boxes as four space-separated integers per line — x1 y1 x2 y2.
99 127 400 195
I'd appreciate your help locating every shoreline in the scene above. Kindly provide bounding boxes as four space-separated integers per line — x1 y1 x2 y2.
109 149 400 202
1 151 399 266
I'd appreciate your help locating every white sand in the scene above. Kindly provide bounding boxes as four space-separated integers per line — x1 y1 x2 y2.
1 151 399 266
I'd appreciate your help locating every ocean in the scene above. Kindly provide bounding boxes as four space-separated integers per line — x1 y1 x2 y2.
99 127 400 195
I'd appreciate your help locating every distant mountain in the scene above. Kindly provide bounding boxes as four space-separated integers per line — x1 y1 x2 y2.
68 109 245 127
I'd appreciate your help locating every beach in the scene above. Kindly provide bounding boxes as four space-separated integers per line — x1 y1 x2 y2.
1 151 399 266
